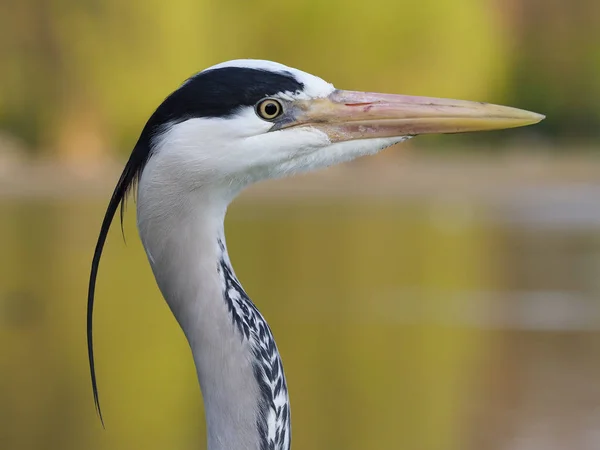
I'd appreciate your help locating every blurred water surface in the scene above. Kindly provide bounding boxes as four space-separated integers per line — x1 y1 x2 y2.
0 178 599 450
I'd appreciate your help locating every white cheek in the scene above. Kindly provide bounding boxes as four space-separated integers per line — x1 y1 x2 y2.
231 127 331 179
147 112 332 185
223 108 274 138
149 112 270 177
168 109 272 143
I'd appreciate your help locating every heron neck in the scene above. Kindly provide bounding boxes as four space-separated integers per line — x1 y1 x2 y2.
137 189 290 450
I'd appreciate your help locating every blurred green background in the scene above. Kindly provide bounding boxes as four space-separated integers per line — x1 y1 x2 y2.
1 1 600 449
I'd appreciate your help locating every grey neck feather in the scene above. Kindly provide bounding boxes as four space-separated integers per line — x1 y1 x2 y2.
137 190 290 450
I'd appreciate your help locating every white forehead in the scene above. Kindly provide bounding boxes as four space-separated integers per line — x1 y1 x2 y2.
204 59 335 99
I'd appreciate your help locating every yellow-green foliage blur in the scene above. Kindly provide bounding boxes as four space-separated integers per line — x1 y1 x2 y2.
1 0 599 158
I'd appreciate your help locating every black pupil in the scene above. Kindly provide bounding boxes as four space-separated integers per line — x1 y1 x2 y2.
264 102 278 117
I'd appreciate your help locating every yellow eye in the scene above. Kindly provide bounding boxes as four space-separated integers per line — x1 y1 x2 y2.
256 99 283 120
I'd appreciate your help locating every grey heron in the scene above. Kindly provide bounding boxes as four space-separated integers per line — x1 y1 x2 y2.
87 59 543 450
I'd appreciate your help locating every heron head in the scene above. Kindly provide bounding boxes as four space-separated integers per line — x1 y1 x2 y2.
130 59 543 195
87 60 544 427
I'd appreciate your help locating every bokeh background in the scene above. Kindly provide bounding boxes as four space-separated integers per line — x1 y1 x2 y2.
1 0 600 449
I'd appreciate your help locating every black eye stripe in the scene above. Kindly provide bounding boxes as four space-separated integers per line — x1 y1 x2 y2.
158 68 302 121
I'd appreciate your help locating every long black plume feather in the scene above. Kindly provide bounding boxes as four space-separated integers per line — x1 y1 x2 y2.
87 141 150 427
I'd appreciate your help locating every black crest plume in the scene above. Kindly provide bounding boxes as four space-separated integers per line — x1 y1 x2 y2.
86 141 150 426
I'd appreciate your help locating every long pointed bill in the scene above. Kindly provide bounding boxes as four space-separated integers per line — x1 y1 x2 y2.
283 90 544 142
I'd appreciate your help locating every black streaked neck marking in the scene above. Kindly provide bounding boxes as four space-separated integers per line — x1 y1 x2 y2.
216 238 291 450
